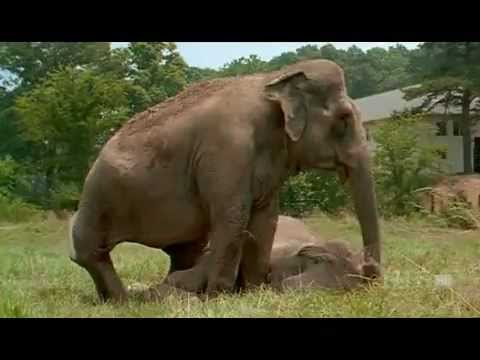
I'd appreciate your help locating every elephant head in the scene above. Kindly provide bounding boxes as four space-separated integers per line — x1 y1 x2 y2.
271 240 380 291
264 60 381 267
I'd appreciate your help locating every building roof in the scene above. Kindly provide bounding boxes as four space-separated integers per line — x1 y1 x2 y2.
354 85 464 123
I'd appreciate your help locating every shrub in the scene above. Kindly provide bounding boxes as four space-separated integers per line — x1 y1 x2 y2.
0 193 40 224
0 156 21 197
0 156 37 200
48 182 81 211
420 192 480 230
439 198 480 230
279 171 348 217
371 114 448 217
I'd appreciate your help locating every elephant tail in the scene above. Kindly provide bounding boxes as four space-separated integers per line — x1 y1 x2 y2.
68 211 79 258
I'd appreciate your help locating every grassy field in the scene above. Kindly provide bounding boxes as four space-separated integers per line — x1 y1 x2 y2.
1 211 480 318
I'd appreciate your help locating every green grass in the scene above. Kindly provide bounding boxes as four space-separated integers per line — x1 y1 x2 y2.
1 212 480 317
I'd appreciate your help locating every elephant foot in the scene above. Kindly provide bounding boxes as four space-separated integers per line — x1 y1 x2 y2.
362 260 383 285
164 267 207 294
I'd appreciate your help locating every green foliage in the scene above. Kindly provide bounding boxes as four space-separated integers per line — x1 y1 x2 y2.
372 114 448 216
0 156 35 200
48 182 81 211
0 193 39 223
267 51 300 70
15 66 130 194
214 43 414 99
185 66 219 84
279 171 348 217
0 42 424 212
125 42 189 112
220 55 269 76
0 156 19 196
0 84 35 161
0 42 111 90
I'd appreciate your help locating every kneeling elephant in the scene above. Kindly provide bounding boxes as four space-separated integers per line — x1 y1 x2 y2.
69 59 381 303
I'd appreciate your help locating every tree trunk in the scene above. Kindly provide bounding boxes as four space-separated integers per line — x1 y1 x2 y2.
461 89 473 174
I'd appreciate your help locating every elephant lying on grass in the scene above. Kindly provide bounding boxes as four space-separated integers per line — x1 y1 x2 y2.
268 215 379 291
131 215 379 302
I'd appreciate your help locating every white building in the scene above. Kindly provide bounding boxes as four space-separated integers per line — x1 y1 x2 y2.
354 86 480 174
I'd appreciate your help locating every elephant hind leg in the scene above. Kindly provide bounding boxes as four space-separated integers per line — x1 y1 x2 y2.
163 238 208 275
83 254 128 303
69 215 127 303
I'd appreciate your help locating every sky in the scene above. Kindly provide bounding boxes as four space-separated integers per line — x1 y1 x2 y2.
113 42 422 69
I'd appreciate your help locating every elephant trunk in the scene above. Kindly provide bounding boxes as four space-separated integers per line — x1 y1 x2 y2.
343 151 381 265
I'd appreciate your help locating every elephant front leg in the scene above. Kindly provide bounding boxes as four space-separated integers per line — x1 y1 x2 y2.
238 198 278 290
204 201 251 295
165 200 251 296
188 150 254 296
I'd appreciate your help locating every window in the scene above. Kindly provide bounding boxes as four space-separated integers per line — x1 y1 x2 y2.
436 121 447 136
454 121 462 136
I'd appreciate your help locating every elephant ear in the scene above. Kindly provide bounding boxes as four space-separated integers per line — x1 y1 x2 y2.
297 245 337 264
264 71 308 142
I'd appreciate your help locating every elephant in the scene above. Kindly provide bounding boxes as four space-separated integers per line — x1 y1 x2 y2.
268 215 379 291
130 215 379 302
69 59 382 303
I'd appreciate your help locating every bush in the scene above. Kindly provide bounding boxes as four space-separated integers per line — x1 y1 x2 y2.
0 156 21 197
420 193 480 230
0 193 40 224
279 171 349 217
371 114 448 217
0 156 36 200
48 182 80 211
439 198 480 230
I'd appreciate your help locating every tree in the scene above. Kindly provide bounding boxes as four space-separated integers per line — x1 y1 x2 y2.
404 42 480 174
318 44 348 64
0 87 30 157
0 42 111 90
15 66 130 196
0 42 113 163
376 44 413 92
220 55 268 76
295 44 321 60
267 51 299 70
125 42 189 112
185 66 219 84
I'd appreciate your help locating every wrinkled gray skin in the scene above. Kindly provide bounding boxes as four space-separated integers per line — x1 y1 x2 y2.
69 59 381 303
268 216 379 291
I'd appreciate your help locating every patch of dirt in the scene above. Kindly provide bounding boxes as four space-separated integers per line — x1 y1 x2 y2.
419 174 480 213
